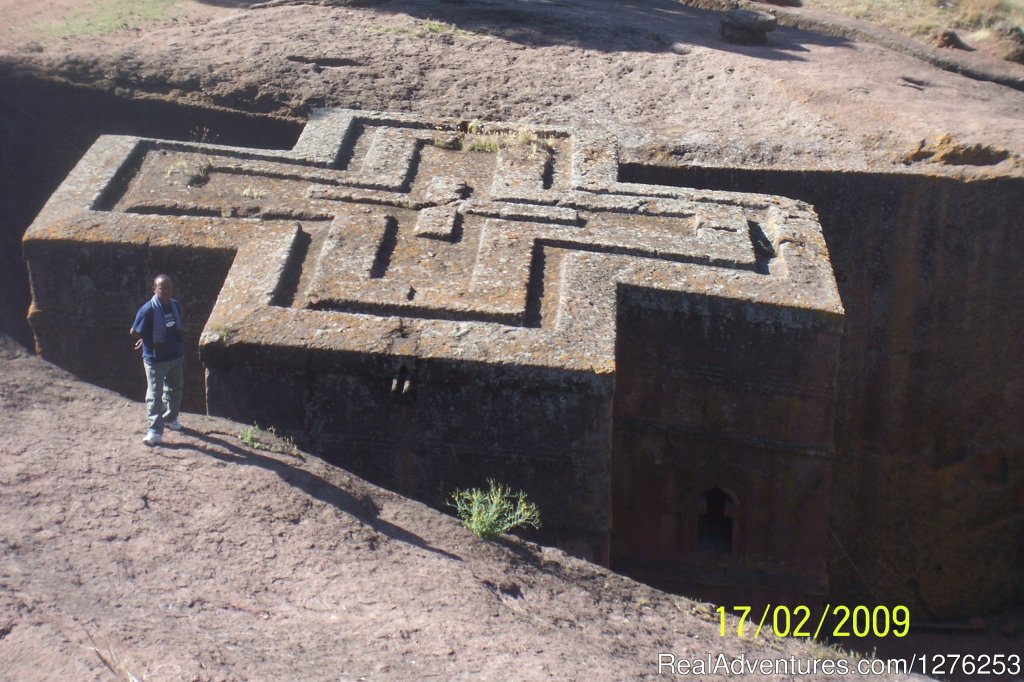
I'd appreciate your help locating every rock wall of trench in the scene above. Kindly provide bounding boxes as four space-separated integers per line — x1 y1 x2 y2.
0 73 301 348
623 164 1023 619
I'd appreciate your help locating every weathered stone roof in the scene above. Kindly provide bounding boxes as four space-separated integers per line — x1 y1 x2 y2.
26 109 842 378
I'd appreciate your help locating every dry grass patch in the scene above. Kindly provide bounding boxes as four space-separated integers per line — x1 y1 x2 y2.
433 121 552 158
804 0 1024 38
31 0 184 38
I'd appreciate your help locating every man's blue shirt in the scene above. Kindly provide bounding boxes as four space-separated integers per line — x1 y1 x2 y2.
132 298 184 363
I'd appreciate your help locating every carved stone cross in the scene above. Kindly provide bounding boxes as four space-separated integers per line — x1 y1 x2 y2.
25 110 843 599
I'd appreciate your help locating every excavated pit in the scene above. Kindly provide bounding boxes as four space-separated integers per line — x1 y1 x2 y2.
1 73 1020 632
0 73 302 347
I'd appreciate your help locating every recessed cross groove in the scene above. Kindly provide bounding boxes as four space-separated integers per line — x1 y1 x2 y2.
40 110 840 362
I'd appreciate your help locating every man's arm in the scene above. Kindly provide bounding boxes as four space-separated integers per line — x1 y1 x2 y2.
130 303 148 352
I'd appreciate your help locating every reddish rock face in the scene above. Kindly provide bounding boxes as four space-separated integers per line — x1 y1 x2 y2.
619 163 1024 619
22 109 843 605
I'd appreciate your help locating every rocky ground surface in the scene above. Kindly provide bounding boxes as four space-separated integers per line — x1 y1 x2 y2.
0 336 920 681
0 0 1022 174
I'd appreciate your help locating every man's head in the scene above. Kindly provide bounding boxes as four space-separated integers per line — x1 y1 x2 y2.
153 274 174 303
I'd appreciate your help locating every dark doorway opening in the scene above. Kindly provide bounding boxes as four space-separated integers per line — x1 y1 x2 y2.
697 487 734 555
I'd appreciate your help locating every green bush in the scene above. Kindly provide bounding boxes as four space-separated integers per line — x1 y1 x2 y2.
239 424 263 450
449 479 541 540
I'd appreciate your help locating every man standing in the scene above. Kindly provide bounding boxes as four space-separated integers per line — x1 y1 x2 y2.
130 274 184 446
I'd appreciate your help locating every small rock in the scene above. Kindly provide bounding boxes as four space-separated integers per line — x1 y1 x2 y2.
1002 620 1019 636
991 21 1024 64
935 29 971 50
720 9 777 46
992 20 1024 42
723 9 778 32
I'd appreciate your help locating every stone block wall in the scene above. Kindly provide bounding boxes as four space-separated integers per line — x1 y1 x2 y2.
611 292 840 605
621 163 1024 618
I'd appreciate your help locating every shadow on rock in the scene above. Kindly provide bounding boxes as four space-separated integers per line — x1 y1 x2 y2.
163 427 464 562
243 0 850 59
193 0 269 7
